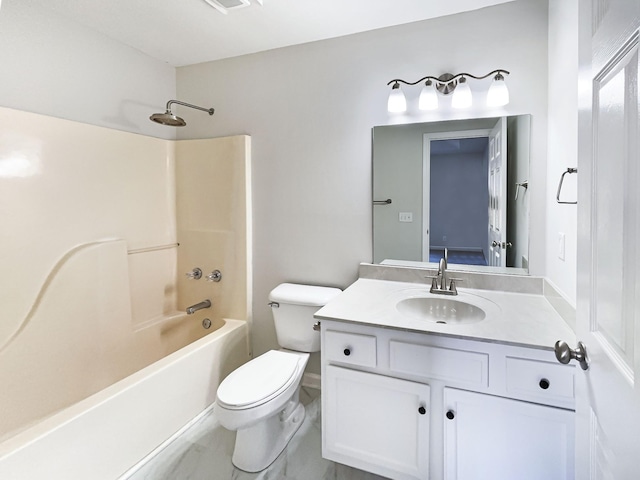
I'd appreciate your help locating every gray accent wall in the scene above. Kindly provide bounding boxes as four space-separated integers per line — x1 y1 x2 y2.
430 148 489 253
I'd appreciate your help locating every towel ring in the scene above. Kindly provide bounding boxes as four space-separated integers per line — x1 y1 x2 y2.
556 168 577 204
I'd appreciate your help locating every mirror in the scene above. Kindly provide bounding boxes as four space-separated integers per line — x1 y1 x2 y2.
373 115 530 273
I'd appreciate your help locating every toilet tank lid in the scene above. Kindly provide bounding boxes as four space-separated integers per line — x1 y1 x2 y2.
269 283 342 306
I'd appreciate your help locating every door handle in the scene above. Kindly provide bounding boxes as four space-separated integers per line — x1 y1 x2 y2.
554 340 589 370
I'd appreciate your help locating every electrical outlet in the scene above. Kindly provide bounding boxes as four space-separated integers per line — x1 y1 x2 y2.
443 235 447 242
399 212 413 222
558 232 565 261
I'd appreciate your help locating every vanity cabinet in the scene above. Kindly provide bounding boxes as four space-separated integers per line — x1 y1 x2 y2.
321 319 575 480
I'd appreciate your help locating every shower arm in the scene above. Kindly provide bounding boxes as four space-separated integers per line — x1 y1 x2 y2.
166 100 214 116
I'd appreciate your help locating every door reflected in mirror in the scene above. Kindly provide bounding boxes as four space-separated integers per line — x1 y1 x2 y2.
373 115 530 273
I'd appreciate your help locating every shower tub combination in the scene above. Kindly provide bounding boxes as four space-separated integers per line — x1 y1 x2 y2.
0 106 252 479
0 238 250 479
0 317 249 479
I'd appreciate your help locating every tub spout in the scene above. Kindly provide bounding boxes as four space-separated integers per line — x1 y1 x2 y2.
186 299 212 315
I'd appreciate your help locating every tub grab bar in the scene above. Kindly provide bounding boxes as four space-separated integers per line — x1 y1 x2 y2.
128 243 179 255
556 168 577 204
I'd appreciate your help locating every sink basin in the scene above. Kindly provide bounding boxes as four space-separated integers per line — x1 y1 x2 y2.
396 296 486 325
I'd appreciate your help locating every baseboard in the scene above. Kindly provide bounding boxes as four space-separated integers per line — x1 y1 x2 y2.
302 372 321 390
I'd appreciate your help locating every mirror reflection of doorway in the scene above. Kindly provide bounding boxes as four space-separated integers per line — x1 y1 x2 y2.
372 115 530 270
427 134 490 266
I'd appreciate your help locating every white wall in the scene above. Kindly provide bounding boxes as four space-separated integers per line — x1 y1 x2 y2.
546 0 579 305
0 0 176 139
176 0 550 362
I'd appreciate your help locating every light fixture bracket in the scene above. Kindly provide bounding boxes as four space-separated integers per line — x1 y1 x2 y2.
435 73 457 95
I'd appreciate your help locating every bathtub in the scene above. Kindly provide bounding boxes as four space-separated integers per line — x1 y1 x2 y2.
0 318 249 480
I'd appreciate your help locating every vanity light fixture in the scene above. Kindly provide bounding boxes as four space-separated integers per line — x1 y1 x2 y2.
386 69 510 113
486 72 510 106
387 82 407 113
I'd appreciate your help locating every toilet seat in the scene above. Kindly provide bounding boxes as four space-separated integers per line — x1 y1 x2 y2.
217 350 302 410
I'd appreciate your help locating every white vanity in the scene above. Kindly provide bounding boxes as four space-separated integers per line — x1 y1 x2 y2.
315 274 576 480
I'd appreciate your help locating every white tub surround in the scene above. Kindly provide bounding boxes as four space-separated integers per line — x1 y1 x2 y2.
0 106 252 441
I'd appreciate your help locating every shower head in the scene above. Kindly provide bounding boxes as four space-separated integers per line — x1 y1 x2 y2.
150 100 215 127
150 111 187 127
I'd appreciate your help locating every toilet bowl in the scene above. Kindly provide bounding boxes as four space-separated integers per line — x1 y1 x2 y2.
216 350 309 472
215 283 341 472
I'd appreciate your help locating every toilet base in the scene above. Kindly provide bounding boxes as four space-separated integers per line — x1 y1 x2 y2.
231 400 306 472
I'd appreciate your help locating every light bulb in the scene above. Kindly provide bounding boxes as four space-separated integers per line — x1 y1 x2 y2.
487 73 509 107
451 77 472 109
387 83 407 113
418 80 438 110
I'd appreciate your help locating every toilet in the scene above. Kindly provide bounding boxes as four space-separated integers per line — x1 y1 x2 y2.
215 283 341 472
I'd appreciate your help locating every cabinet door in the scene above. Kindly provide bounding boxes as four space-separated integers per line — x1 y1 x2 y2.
324 365 430 480
443 388 574 480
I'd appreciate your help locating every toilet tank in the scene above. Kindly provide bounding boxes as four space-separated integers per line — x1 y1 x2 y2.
269 283 341 352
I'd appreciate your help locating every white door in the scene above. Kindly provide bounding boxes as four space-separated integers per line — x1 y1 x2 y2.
571 1 640 478
443 388 574 480
488 117 507 267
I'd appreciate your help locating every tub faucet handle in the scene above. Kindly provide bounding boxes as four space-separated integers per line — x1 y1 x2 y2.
206 270 222 282
186 268 202 280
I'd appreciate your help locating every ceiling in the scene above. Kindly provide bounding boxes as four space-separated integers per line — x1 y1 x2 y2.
27 0 515 67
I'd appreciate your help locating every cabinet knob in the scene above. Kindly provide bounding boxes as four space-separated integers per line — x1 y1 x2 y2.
418 406 426 415
343 348 351 356
446 410 455 420
539 378 550 390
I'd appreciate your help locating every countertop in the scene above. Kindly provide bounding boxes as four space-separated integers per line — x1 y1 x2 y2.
314 278 576 350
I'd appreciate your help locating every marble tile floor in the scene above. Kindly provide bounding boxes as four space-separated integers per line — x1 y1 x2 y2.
126 387 388 480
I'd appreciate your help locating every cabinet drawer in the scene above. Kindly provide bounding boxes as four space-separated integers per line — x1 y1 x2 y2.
325 330 377 368
389 340 488 389
505 356 575 406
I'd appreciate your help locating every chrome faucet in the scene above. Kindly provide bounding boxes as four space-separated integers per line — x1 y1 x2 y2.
186 299 211 315
429 250 459 295
438 257 449 288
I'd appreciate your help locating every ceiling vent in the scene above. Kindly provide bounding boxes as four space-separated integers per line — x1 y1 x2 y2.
202 0 263 14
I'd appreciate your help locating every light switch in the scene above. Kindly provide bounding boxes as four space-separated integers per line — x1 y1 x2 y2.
399 212 413 222
558 232 565 261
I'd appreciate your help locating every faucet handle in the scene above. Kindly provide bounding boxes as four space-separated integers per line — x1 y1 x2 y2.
205 270 222 282
185 268 202 280
448 278 463 294
429 277 439 293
